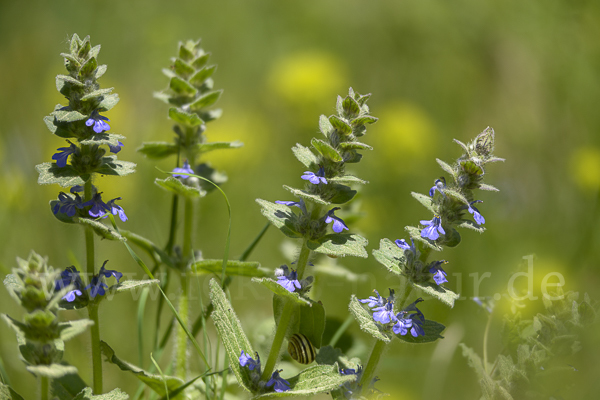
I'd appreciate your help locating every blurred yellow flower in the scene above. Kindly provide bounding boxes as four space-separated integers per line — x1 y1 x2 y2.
569 146 600 191
370 101 436 168
268 51 347 122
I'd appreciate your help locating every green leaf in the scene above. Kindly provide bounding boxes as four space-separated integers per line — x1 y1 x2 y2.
319 115 334 137
299 300 326 348
444 188 469 205
411 281 459 307
307 233 368 258
190 65 217 86
52 109 87 124
478 183 499 191
328 116 352 135
254 364 355 398
283 185 329 206
51 370 87 400
460 159 484 176
100 341 185 398
342 96 361 118
173 59 194 78
192 260 269 278
98 93 120 112
372 238 405 276
350 115 378 126
3 274 21 303
256 198 303 239
56 74 84 90
0 383 25 400
169 76 197 96
189 90 222 110
58 319 94 342
436 158 456 179
193 141 243 154
26 364 78 379
459 344 487 381
79 133 125 148
72 387 129 400
396 319 445 344
108 279 160 295
327 175 367 185
155 176 205 198
77 218 124 241
95 64 107 80
251 278 310 306
405 226 442 251
456 220 485 233
137 142 178 159
311 138 343 162
292 144 319 169
36 162 85 187
337 141 372 151
168 108 203 126
80 88 114 102
208 279 254 393
329 184 357 204
192 53 210 69
96 156 137 178
411 192 436 213
197 108 222 122
348 296 392 343
273 294 300 337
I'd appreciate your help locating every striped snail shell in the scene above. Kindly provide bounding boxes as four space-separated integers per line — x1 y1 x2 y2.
287 333 316 364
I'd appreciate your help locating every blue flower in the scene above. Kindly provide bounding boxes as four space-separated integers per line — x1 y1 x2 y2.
359 290 386 308
70 185 84 194
108 141 124 154
420 215 445 241
467 200 485 225
301 166 327 185
239 351 261 371
393 298 425 337
275 199 308 215
55 266 84 302
429 177 446 197
104 197 127 222
52 143 77 168
53 192 84 217
325 208 349 233
172 160 194 178
82 192 108 218
86 111 111 133
85 261 122 298
266 370 290 392
275 265 301 292
428 260 448 285
373 302 397 324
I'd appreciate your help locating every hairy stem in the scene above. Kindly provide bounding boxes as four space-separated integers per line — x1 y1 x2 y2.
295 239 311 279
175 272 190 379
359 339 386 392
40 376 48 400
261 300 295 382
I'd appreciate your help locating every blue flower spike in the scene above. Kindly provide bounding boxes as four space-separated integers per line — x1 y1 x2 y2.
172 160 194 178
52 142 77 168
301 165 327 185
239 350 261 371
86 110 111 133
275 265 301 292
467 200 485 225
55 266 84 302
108 141 124 154
325 208 349 233
420 215 445 241
82 192 108 218
359 289 386 308
266 369 290 392
428 260 449 285
393 298 426 337
104 197 128 222
275 199 308 215
429 177 446 197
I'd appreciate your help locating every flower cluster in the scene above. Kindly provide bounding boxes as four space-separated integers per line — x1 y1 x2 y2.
360 290 426 337
274 265 313 293
239 351 290 393
52 185 127 221
55 261 123 303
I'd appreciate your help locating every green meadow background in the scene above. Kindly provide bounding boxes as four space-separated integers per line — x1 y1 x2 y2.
1 1 599 399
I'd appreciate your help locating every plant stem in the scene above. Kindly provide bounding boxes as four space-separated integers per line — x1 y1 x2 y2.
398 284 413 309
261 300 296 382
182 197 194 261
483 312 492 374
359 339 386 392
329 315 353 348
295 239 311 279
175 272 190 379
84 180 102 394
40 376 48 400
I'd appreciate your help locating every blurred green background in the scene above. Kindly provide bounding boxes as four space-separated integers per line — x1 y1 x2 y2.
1 0 600 399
